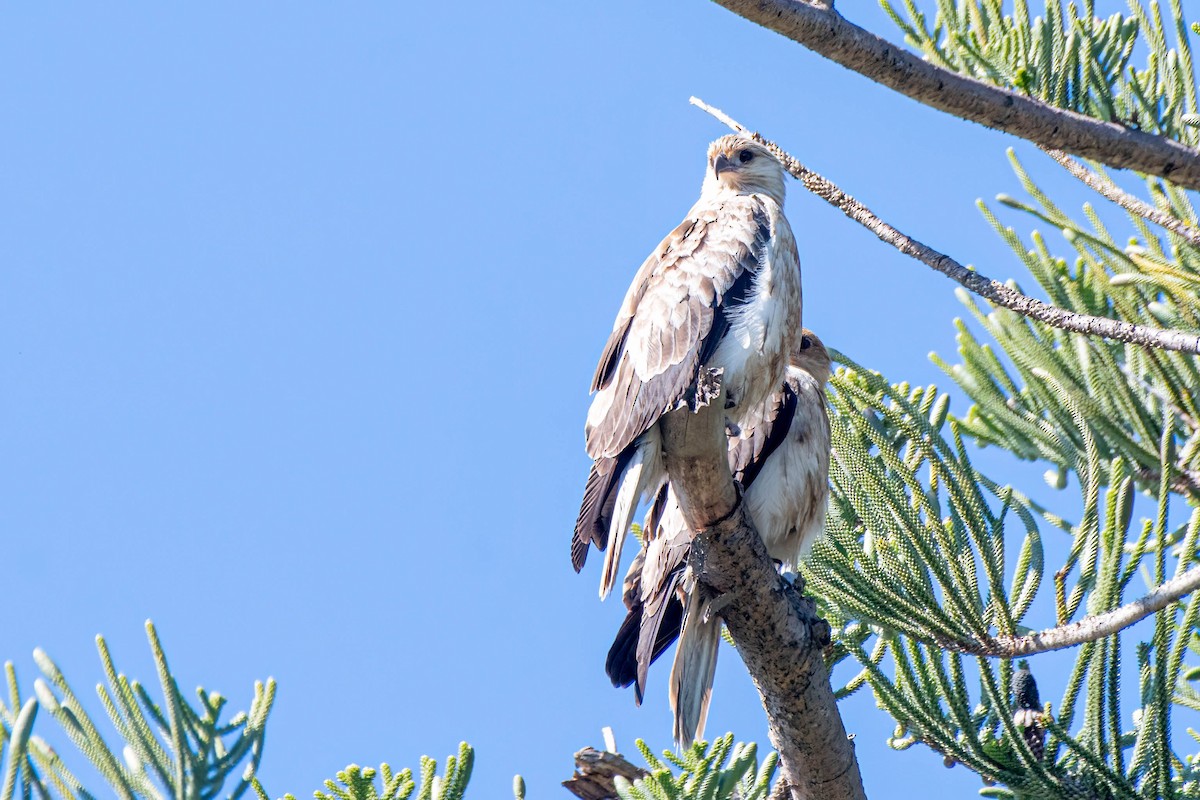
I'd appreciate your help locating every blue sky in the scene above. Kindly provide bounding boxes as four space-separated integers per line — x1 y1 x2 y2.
0 3 1177 798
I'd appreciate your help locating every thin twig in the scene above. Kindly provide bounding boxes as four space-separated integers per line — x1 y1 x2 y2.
1135 466 1200 497
690 97 1200 356
1041 148 1200 248
941 564 1200 657
708 0 1200 191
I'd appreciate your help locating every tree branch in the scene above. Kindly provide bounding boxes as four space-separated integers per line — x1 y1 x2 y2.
769 778 794 800
942 564 1200 657
690 97 1200 356
658 393 866 800
1135 465 1200 497
1041 148 1200 248
562 748 649 800
706 0 1200 191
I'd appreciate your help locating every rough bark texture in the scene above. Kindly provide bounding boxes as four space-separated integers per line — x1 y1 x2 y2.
562 748 649 800
1042 148 1200 247
658 399 866 800
940 563 1200 657
660 379 741 532
709 0 1200 191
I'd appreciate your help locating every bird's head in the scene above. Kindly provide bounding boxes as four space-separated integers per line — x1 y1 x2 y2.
702 135 786 204
791 329 832 387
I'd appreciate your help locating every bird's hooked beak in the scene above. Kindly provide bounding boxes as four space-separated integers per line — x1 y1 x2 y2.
712 153 734 178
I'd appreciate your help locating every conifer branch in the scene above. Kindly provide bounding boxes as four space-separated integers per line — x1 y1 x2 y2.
1040 148 1200 248
690 97 1200 356
705 0 1200 190
942 564 1200 657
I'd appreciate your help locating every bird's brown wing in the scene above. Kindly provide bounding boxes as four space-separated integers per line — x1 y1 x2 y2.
728 382 798 490
634 522 691 698
572 452 631 571
585 198 770 461
605 484 691 701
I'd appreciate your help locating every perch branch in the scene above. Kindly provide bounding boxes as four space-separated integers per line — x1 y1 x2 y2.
657 392 866 800
943 564 1200 657
690 97 1200 356
1041 148 1200 248
707 0 1200 190
562 748 649 800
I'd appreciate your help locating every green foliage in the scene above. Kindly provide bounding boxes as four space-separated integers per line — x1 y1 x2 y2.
0 625 498 800
786 1 1200 796
264 743 478 800
0 620 273 800
805 352 1200 798
941 148 1200 500
613 735 776 800
0 690 39 800
815 357 1044 651
915 142 1200 791
881 0 1199 141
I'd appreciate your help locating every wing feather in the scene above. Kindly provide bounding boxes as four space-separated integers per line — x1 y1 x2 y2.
584 198 770 461
670 588 721 745
590 317 631 394
729 383 799 490
604 485 692 700
605 581 684 703
572 446 642 571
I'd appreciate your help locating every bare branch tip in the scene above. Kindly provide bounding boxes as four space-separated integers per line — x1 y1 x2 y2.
689 102 1200 355
688 97 747 134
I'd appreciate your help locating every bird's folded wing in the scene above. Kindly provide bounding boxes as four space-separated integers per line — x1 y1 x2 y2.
605 492 691 698
635 514 691 690
728 382 798 490
585 198 770 461
572 451 635 570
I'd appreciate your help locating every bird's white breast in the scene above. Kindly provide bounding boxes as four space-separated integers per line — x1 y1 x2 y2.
710 197 801 426
743 372 830 570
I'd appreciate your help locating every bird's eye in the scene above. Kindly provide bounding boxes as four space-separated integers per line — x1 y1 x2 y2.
738 150 754 164
800 336 812 350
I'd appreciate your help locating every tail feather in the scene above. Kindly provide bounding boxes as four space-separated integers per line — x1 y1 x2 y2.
670 588 721 746
599 454 644 599
621 547 646 610
572 450 632 571
643 481 669 546
636 572 683 697
606 594 685 703
605 609 642 694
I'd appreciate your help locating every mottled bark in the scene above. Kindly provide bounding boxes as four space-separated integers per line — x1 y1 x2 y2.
562 748 648 800
709 0 1200 191
1042 148 1200 247
657 396 866 800
940 563 1200 657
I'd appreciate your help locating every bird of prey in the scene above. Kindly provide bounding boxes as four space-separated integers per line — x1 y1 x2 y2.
573 134 802 602
606 330 833 745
